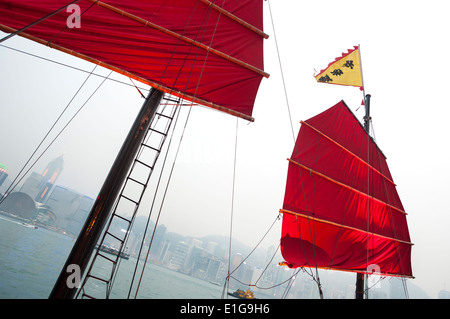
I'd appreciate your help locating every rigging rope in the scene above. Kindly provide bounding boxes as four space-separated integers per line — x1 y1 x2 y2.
74 0 225 298
0 0 82 44
123 2 227 298
267 0 324 298
370 120 410 298
0 64 102 204
130 99 187 298
45 1 98 47
267 0 296 143
225 117 239 298
0 44 151 93
221 214 282 298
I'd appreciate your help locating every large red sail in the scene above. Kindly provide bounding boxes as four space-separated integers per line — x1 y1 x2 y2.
280 101 413 277
0 0 268 121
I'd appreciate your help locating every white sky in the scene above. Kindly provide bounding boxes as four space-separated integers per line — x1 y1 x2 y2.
1 0 449 298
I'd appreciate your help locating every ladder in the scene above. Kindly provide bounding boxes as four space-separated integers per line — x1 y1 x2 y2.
77 95 181 299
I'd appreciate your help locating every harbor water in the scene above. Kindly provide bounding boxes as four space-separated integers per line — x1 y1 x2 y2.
0 215 226 299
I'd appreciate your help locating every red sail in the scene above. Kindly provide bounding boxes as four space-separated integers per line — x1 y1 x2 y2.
0 0 268 121
280 101 413 277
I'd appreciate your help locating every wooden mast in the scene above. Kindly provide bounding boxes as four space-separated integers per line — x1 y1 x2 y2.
355 93 371 299
49 88 163 299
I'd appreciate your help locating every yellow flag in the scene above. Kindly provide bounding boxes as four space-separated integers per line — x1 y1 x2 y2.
315 46 363 89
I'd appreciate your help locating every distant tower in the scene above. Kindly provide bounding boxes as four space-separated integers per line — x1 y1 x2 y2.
0 163 7 188
35 155 64 203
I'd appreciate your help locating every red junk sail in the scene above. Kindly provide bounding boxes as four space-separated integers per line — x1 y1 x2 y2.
280 101 413 277
0 0 268 121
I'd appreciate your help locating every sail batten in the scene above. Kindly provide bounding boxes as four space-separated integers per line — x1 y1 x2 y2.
280 209 413 246
300 120 396 186
281 101 412 277
83 0 269 78
198 0 269 39
287 158 406 215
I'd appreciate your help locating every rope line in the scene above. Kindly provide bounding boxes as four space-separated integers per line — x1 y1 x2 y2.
225 117 239 298
0 0 81 44
0 64 100 204
267 0 296 143
267 0 324 297
131 1 228 298
130 99 184 299
45 1 98 47
222 214 282 298
371 120 410 298
0 44 151 93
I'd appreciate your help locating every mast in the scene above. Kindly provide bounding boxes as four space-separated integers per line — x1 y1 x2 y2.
49 88 163 299
363 94 371 133
355 93 371 299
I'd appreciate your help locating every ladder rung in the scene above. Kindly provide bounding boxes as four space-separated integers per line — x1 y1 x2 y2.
105 231 125 243
81 292 96 299
135 159 153 169
149 128 167 136
87 274 110 284
127 176 146 187
120 194 139 205
141 143 161 153
97 252 117 264
155 112 173 120
162 96 180 103
112 213 132 224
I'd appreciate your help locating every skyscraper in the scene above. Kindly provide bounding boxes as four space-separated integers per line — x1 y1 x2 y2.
35 154 64 203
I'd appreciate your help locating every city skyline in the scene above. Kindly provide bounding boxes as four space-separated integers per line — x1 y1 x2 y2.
0 154 94 235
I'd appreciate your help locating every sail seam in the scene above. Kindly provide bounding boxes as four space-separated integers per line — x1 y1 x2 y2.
85 0 269 78
300 120 396 186
287 158 407 215
280 209 413 246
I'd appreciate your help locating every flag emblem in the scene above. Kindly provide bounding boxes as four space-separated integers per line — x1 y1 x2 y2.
315 46 363 89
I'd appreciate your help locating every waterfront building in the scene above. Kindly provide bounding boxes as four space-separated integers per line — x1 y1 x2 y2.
0 191 36 219
35 154 64 203
0 163 7 188
44 185 93 235
20 155 64 203
168 241 190 271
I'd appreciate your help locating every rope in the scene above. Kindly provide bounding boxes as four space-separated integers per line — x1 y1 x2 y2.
0 0 82 44
221 214 282 299
131 0 227 298
82 0 225 298
225 118 239 298
281 268 302 299
129 99 184 299
45 1 98 47
370 120 410 298
267 0 296 143
267 0 326 298
0 44 150 93
0 64 100 204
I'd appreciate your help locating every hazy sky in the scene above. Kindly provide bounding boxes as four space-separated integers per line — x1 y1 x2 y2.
1 0 450 298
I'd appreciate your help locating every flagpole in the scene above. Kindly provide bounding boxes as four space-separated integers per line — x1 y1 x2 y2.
358 44 366 98
314 45 370 299
356 44 371 299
